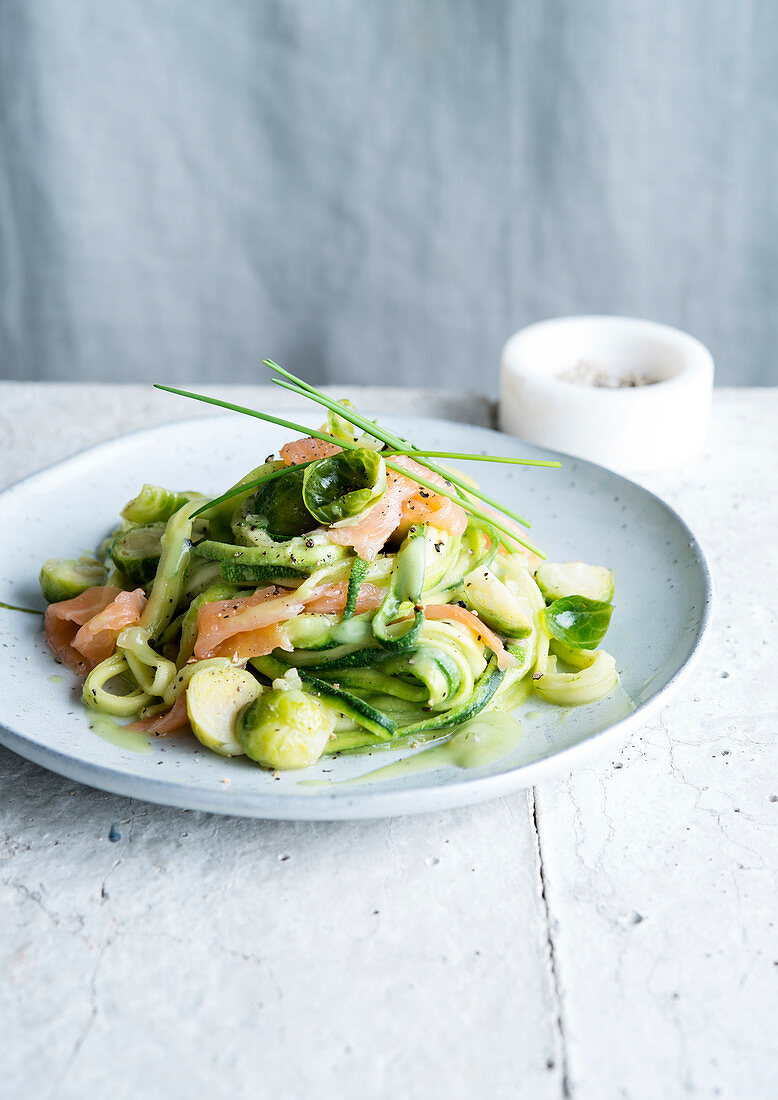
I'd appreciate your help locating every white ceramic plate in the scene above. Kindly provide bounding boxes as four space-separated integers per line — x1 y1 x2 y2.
0 413 711 819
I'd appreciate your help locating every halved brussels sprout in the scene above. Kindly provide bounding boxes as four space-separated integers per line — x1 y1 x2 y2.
110 523 166 586
186 665 262 756
121 484 199 525
40 557 107 604
535 561 614 604
461 567 533 638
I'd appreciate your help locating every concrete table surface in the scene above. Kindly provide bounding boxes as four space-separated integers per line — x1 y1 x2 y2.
0 383 775 1100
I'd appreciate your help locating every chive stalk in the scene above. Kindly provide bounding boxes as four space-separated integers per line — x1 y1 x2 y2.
154 382 546 555
382 450 560 468
265 363 536 529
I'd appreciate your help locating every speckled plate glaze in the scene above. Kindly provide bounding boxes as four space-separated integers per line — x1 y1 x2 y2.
0 413 711 819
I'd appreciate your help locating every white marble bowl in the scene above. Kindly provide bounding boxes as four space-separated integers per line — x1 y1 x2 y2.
500 315 714 472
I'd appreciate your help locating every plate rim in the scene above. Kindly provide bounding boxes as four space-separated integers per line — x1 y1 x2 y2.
0 411 713 819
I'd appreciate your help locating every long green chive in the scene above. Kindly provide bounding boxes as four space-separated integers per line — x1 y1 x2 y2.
0 601 43 615
191 450 554 522
154 385 350 451
383 450 560 468
154 383 546 556
265 362 536 530
190 462 314 519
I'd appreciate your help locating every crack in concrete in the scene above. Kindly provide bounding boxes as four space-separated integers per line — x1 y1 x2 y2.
48 937 112 1100
530 788 571 1099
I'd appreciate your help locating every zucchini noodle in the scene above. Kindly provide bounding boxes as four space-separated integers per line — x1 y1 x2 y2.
40 397 619 772
141 499 203 639
117 626 177 698
82 654 151 717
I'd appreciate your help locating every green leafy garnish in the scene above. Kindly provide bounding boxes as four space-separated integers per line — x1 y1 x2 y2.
544 596 613 650
302 449 387 525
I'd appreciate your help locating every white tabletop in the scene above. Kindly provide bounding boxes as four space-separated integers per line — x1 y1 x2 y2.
1 384 775 1100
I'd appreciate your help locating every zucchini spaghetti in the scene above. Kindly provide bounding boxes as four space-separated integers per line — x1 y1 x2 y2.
40 367 618 771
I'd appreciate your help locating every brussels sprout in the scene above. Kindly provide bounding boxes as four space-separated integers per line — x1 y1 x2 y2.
186 665 262 756
96 530 121 570
121 484 199 525
245 468 316 541
543 596 613 650
110 523 165 586
40 557 107 604
302 448 387 525
237 682 335 769
461 568 533 638
535 561 614 604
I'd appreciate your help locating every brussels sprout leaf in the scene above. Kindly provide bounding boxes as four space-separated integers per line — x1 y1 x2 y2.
302 449 387 525
544 596 613 650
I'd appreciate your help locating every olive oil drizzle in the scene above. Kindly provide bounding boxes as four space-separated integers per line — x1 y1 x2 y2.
300 712 524 788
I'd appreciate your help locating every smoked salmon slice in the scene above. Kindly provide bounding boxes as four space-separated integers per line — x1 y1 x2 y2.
194 586 309 660
304 580 385 616
423 604 517 671
73 589 147 667
207 622 293 662
193 579 385 661
327 456 467 560
398 487 467 540
277 436 468 559
44 586 147 674
125 692 191 735
280 436 342 467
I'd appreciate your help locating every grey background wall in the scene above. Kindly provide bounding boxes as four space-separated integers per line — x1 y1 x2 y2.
1 0 776 392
